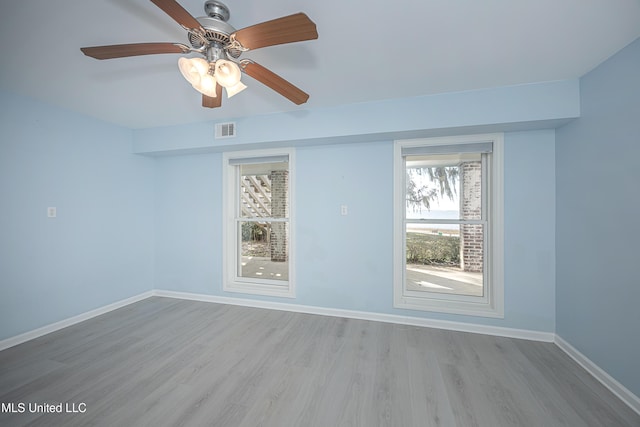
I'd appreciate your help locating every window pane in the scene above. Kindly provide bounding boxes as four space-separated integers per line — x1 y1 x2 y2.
239 221 289 282
405 223 483 297
240 162 288 219
405 155 482 221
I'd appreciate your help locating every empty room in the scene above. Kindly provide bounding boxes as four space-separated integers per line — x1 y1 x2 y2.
1 0 639 426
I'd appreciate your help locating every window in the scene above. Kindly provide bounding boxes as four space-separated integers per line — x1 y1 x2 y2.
223 148 295 298
393 134 504 317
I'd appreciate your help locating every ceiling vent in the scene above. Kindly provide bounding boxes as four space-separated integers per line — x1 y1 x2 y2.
215 122 236 138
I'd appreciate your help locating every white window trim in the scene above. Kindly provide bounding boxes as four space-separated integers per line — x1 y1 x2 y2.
393 133 504 318
222 148 296 298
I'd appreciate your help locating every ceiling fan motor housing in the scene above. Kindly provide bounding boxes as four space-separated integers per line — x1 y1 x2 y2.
188 16 241 58
188 1 241 59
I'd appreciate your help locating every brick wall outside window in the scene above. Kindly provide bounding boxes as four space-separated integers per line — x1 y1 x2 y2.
461 162 483 272
270 170 288 262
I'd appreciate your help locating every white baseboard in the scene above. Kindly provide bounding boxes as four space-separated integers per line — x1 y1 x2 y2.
555 335 640 416
0 290 554 353
153 290 555 342
0 291 154 351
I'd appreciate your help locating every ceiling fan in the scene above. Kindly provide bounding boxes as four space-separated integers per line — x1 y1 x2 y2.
81 0 318 108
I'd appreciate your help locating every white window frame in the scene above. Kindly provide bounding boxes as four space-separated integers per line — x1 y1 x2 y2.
393 133 504 317
222 148 296 298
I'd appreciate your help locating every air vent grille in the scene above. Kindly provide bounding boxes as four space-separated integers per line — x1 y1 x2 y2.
215 122 236 138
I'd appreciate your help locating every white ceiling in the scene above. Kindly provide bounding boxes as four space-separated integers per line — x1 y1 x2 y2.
1 0 639 129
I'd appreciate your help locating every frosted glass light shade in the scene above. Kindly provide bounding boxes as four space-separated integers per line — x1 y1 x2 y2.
194 74 218 98
178 57 210 86
225 81 247 98
214 60 242 88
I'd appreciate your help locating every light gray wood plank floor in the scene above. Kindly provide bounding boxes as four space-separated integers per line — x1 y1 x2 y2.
1 297 638 426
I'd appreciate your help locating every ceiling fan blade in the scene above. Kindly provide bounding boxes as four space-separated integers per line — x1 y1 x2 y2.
150 0 204 32
232 13 318 51
242 61 309 105
81 43 189 59
202 84 223 108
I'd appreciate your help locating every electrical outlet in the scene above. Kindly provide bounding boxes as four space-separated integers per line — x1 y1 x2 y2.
47 207 57 218
341 205 348 216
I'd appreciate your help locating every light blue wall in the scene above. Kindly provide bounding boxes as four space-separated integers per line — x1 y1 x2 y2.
503 130 556 330
153 130 556 332
147 79 567 332
1 78 563 342
134 79 578 155
0 90 155 340
556 38 640 396
154 153 223 293
295 141 395 312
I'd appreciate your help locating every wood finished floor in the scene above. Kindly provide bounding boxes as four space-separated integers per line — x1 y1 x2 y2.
0 297 638 427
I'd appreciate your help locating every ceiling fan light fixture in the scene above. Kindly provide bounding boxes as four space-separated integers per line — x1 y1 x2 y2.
225 80 247 98
82 1 318 108
214 59 242 88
